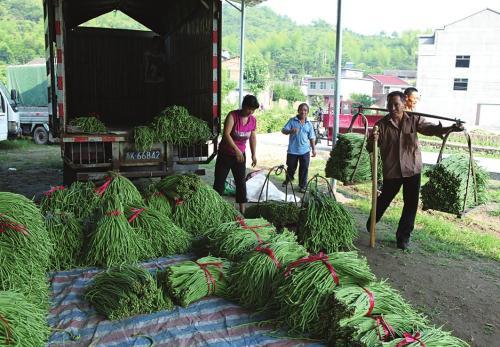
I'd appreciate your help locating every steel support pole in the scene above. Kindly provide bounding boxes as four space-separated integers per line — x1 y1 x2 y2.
331 0 343 190
238 0 246 107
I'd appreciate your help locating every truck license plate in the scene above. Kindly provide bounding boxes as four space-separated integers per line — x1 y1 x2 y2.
125 150 161 161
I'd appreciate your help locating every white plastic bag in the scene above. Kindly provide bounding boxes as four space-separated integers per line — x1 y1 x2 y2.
246 173 299 203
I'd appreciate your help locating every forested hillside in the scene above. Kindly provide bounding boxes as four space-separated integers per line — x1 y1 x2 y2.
0 1 424 83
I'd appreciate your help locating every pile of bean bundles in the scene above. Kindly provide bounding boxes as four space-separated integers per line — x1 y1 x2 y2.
228 230 308 310
40 181 99 220
0 192 52 309
325 133 373 184
152 105 212 146
383 327 470 347
125 204 192 258
421 154 488 216
0 290 51 346
206 218 276 261
274 251 375 335
85 264 173 320
44 210 83 270
69 116 106 133
157 256 231 307
298 189 357 253
244 201 302 231
320 281 427 345
156 174 240 236
84 195 144 268
95 171 144 207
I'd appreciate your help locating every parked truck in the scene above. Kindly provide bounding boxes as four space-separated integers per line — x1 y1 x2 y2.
0 81 21 141
43 0 221 184
7 63 51 144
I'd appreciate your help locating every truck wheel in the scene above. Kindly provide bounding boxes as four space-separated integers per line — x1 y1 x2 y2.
33 126 49 145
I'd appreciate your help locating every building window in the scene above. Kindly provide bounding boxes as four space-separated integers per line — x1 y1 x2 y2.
455 55 470 68
330 83 335 89
310 82 316 89
383 86 390 93
320 81 327 89
453 78 468 91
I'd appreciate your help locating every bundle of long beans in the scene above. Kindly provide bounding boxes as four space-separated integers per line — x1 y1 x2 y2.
244 201 302 230
228 230 308 310
157 174 239 236
157 256 231 307
85 264 173 320
134 126 156 151
319 281 428 343
69 116 106 133
206 218 276 260
84 196 144 268
45 211 83 270
0 290 51 346
383 327 469 347
145 192 172 218
0 192 52 308
40 182 99 220
421 154 488 215
298 190 357 253
336 314 426 346
125 205 192 259
95 171 143 207
325 133 373 183
152 105 212 146
275 251 375 334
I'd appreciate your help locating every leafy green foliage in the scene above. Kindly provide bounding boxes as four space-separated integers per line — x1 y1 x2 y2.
273 83 305 102
243 53 269 94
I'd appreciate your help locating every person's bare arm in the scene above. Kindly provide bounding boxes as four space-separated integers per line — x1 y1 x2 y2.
250 130 257 167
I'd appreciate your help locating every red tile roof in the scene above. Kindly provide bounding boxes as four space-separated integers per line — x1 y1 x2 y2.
368 74 409 86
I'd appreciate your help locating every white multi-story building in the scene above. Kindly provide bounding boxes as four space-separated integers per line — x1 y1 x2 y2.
305 68 374 106
417 8 500 129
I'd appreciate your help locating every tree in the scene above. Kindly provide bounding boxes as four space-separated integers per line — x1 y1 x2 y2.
244 54 269 95
221 67 237 101
350 93 375 107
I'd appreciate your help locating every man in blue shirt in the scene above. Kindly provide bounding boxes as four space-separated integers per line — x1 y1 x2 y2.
281 103 317 193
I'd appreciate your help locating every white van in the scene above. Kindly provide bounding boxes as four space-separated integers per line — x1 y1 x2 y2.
0 82 20 141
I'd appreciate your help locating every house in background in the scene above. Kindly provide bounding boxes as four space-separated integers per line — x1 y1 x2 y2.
305 68 374 107
383 69 417 85
417 8 500 129
366 74 410 107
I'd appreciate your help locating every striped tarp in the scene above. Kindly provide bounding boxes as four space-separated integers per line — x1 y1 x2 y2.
48 255 325 347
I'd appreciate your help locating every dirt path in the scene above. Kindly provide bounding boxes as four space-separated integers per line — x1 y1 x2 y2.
1 138 499 346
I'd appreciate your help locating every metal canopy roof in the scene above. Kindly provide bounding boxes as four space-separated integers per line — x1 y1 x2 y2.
227 0 268 6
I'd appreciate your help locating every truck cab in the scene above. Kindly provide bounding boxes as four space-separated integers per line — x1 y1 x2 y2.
0 82 21 141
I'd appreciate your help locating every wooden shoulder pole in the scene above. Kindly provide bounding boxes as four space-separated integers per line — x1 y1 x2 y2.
370 125 379 248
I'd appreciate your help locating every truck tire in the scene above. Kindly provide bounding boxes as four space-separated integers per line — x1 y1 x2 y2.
33 126 49 145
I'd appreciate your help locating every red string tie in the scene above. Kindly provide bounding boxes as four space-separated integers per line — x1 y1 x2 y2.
44 185 65 197
371 315 396 342
0 214 29 236
95 177 112 196
396 332 425 347
195 261 224 294
174 197 184 206
284 252 339 285
363 287 375 317
255 244 281 268
128 208 145 223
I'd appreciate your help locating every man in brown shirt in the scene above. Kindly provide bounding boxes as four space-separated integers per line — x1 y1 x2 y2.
367 91 462 250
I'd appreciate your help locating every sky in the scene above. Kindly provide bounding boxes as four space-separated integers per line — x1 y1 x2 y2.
261 0 500 35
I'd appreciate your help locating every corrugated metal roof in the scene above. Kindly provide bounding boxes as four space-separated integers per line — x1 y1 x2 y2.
367 74 409 86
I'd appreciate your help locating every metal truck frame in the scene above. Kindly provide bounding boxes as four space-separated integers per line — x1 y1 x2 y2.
43 0 222 184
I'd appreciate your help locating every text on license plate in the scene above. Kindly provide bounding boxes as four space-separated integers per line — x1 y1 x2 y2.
126 150 161 161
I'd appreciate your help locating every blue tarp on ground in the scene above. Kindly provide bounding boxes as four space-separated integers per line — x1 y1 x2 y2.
47 255 325 347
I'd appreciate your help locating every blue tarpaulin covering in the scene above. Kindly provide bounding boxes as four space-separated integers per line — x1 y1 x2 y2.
48 255 325 347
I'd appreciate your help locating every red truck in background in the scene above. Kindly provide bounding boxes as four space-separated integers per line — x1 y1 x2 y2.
312 101 386 145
